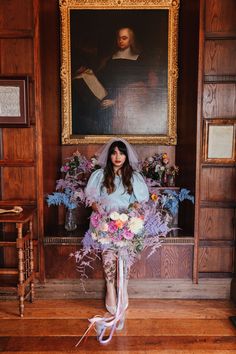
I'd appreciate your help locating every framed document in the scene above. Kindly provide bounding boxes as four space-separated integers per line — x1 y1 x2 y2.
0 77 29 127
203 119 236 164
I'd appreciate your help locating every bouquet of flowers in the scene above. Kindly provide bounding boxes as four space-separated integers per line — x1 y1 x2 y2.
73 201 173 279
150 188 194 216
141 153 179 187
47 151 97 209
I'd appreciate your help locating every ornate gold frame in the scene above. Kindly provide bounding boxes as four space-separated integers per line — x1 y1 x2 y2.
59 0 179 145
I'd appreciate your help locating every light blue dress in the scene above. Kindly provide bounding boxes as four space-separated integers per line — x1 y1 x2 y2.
85 168 149 212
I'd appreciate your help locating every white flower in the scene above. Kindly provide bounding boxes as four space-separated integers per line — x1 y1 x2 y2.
114 240 127 247
128 217 144 234
100 222 108 232
91 157 98 166
148 157 154 163
110 211 120 220
155 164 161 172
99 237 110 245
119 213 128 222
91 232 98 240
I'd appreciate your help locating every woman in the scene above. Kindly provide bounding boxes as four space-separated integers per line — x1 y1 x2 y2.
85 138 149 317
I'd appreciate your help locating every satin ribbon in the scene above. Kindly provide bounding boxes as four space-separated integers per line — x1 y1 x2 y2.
75 253 127 346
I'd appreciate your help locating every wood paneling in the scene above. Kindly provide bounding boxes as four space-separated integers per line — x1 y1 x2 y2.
201 167 236 202
1 128 35 160
0 39 33 74
45 244 193 280
44 245 103 279
1 167 36 200
196 0 236 288
203 84 236 118
199 246 233 272
175 0 199 236
0 0 33 31
205 40 236 76
40 0 61 232
200 208 235 240
205 0 236 33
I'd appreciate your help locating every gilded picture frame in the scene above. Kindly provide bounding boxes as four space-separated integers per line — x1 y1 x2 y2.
59 0 179 144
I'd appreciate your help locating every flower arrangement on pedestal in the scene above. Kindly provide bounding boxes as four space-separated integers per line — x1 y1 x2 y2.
141 152 179 187
47 151 97 208
46 151 97 230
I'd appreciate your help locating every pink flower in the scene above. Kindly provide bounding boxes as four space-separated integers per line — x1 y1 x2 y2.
62 165 70 172
91 213 102 228
108 221 118 233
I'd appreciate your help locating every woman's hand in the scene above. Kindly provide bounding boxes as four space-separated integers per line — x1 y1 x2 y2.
91 202 99 212
133 202 141 209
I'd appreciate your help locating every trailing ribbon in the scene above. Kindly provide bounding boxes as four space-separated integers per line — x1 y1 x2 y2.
75 252 128 346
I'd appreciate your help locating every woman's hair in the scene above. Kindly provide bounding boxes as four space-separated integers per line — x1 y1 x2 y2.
103 140 134 194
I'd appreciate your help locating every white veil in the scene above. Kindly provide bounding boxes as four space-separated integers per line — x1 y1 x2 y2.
96 137 140 170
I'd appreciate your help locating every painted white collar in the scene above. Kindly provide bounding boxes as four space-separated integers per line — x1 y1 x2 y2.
112 47 139 60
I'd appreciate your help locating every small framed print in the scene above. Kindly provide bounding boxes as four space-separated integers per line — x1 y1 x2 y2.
0 77 29 127
203 119 236 164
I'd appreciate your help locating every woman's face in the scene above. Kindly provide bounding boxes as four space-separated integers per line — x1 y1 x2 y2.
117 28 131 50
110 146 126 170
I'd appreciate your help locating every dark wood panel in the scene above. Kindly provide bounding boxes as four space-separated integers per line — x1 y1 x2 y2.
201 167 236 202
200 208 235 240
40 0 61 232
205 40 236 76
199 246 233 272
1 167 36 200
203 83 236 118
0 0 33 31
205 0 236 33
0 29 33 39
45 244 193 280
2 128 35 160
45 245 104 279
160 245 193 279
0 38 33 74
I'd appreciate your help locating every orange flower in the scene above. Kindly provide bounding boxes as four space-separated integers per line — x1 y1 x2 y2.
115 220 124 229
151 193 158 201
162 153 168 159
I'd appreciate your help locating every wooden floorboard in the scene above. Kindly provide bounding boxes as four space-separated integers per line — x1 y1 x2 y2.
0 299 236 353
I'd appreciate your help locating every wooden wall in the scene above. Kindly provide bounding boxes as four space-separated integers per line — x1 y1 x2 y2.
194 0 236 283
41 0 199 281
0 0 235 290
0 0 44 280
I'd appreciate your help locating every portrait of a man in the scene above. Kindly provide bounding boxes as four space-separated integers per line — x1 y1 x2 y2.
70 10 168 136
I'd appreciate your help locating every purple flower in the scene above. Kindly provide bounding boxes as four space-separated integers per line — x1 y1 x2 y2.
123 229 134 240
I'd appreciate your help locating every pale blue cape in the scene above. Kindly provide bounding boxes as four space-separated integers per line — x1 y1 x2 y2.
85 168 149 212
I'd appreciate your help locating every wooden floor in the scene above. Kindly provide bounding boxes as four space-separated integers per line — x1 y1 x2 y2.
0 299 236 353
